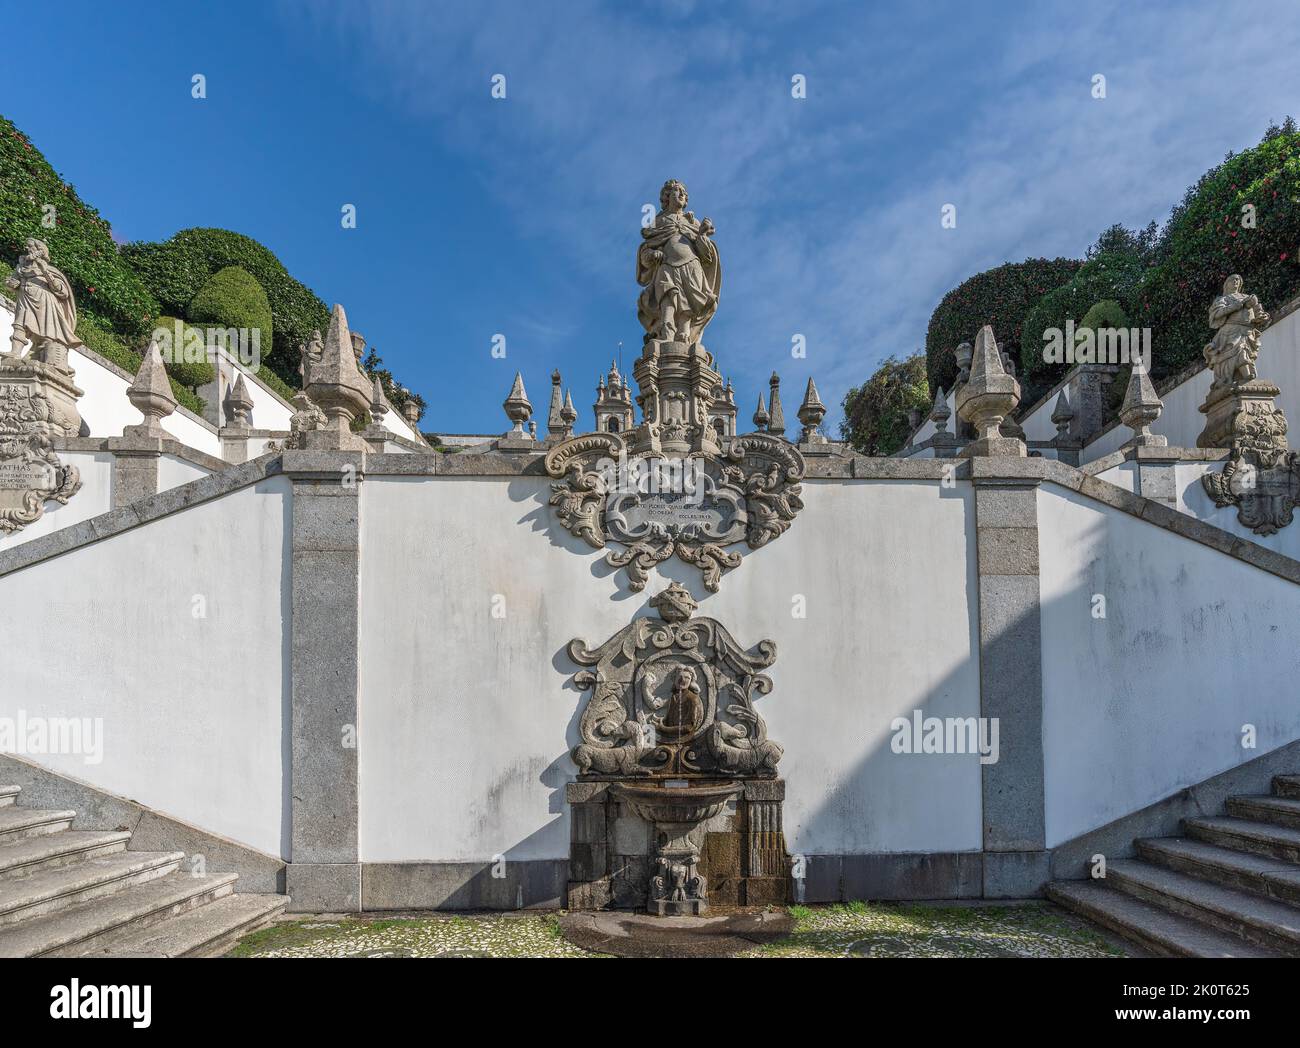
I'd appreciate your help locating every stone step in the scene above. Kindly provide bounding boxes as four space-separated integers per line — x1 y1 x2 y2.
0 850 182 927
0 870 238 958
1186 815 1300 863
1107 859 1300 955
0 830 131 881
0 806 75 842
1227 794 1300 831
1136 837 1300 906
0 786 19 808
1046 881 1281 957
1274 775 1300 801
66 893 289 958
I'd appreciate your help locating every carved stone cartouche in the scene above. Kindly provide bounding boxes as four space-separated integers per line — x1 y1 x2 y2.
545 430 805 592
568 581 781 779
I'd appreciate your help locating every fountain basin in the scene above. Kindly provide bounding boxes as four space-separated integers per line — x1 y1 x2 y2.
611 781 741 825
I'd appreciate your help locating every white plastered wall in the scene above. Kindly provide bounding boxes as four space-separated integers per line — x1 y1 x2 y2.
1038 483 1300 847
0 477 292 855
357 475 983 863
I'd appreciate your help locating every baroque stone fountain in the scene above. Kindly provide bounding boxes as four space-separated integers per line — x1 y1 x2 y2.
565 583 789 915
548 181 798 917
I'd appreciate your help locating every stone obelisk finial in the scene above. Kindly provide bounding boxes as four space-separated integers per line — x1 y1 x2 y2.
957 326 1023 457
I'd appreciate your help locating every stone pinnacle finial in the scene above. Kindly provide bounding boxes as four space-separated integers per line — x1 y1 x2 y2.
503 371 532 434
1120 357 1166 447
126 339 178 438
547 369 565 436
1050 389 1074 441
299 303 373 450
561 388 577 434
797 377 826 443
753 392 770 431
225 373 254 429
370 375 389 422
956 326 1023 458
929 385 950 434
767 371 786 436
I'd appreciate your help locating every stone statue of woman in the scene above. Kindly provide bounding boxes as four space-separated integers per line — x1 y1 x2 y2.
5 239 79 369
1204 274 1270 390
636 180 721 346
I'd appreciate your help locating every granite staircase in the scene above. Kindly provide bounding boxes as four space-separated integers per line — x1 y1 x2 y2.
1048 775 1300 957
0 785 286 957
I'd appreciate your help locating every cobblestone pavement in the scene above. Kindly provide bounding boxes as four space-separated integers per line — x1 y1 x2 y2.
229 902 1127 958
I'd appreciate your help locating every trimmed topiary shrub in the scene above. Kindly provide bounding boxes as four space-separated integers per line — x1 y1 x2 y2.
1134 121 1300 382
0 116 159 341
184 265 274 376
122 229 328 386
925 258 1080 395
1078 298 1130 334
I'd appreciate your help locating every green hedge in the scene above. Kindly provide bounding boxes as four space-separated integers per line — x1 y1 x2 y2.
0 116 159 341
925 258 1080 394
254 365 296 404
1135 124 1300 381
1018 252 1147 380
121 229 328 387
185 265 274 375
2 115 430 422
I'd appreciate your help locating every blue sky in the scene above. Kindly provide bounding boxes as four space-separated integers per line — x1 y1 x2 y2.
2 0 1298 434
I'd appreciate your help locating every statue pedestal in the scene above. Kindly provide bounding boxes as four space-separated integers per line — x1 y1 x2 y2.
629 338 723 457
0 356 84 439
1196 379 1287 452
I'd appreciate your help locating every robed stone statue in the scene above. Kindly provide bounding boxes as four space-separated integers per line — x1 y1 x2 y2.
1204 273 1270 390
636 180 721 345
5 238 79 369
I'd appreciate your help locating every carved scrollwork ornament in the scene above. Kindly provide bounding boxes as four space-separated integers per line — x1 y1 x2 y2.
569 582 783 778
1202 448 1300 536
544 431 806 591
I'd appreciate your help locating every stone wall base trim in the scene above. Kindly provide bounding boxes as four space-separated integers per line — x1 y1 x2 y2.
981 850 1050 898
1049 736 1300 881
793 852 985 903
359 860 566 911
0 753 285 893
286 863 361 912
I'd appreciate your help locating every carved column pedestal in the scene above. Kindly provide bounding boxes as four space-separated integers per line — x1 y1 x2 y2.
1196 379 1287 451
0 358 84 439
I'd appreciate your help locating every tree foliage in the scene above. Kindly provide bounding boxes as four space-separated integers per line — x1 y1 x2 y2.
0 115 158 340
840 352 930 456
